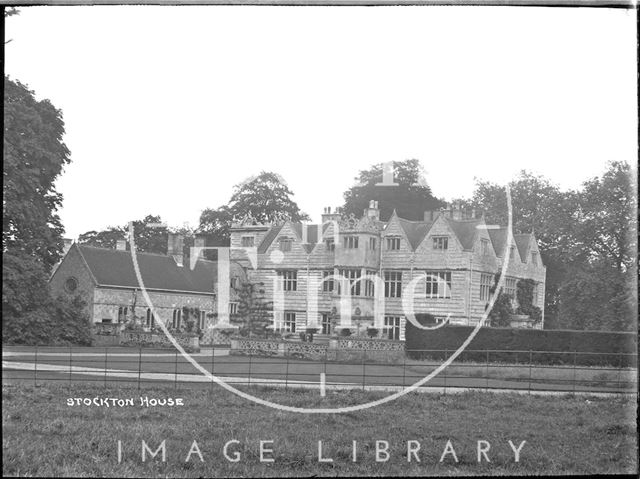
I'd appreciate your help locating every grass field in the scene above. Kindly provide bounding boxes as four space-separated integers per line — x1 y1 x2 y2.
2 382 637 477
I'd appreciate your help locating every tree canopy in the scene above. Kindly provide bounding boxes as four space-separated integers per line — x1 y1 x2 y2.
3 75 90 345
3 76 70 268
458 162 635 332
199 171 309 245
342 159 446 221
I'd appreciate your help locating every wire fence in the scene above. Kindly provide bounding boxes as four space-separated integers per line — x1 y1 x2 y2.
2 346 637 395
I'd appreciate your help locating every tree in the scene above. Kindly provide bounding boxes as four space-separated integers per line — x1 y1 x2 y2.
342 159 446 221
455 171 578 329
199 171 309 244
571 161 635 273
77 227 125 250
78 214 169 254
3 76 70 268
2 75 93 345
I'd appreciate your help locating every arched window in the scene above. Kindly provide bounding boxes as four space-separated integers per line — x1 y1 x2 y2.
146 308 155 328
172 309 182 329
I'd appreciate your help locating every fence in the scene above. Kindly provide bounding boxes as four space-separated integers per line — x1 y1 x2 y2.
2 346 637 395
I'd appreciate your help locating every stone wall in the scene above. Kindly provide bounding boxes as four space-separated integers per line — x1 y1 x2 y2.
229 337 404 363
119 330 200 352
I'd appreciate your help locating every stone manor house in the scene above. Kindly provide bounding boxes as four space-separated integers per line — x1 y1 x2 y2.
50 201 546 344
229 201 546 341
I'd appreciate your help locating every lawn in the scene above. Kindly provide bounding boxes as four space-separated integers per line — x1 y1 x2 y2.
2 382 637 477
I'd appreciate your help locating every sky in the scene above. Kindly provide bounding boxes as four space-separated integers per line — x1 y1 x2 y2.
4 6 637 239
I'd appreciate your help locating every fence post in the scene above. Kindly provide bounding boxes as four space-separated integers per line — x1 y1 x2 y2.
528 350 532 395
402 353 406 389
285 351 290 391
486 349 489 392
444 348 447 395
248 351 252 387
69 345 73 385
174 350 178 390
362 350 366 391
616 353 623 393
137 347 142 390
104 347 108 387
211 345 215 391
324 348 328 393
34 345 38 387
572 350 577 395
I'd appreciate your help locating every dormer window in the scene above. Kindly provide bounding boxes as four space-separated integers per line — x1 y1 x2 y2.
344 236 359 249
531 252 538 266
386 237 401 250
241 236 254 247
509 246 516 261
369 237 377 250
279 237 292 252
433 236 448 250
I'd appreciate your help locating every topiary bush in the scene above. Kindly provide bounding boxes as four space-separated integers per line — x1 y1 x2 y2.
405 323 637 367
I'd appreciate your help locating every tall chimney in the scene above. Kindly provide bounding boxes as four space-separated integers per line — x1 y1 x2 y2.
321 206 341 226
364 199 380 221
168 233 184 267
194 234 206 260
116 239 127 251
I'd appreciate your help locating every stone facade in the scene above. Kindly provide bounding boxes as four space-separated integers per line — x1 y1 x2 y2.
229 202 547 340
49 242 235 346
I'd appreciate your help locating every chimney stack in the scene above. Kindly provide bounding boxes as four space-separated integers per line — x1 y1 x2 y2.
321 206 342 226
194 234 207 260
364 199 380 221
116 239 127 251
168 233 184 267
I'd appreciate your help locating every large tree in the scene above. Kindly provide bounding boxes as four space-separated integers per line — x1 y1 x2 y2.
459 164 635 332
78 214 169 254
3 76 70 268
199 171 309 245
3 75 90 344
342 159 446 221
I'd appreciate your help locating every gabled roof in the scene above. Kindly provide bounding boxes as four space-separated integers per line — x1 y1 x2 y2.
257 222 331 254
396 217 433 250
446 218 484 251
256 224 284 254
488 227 508 257
514 234 533 262
75 244 216 294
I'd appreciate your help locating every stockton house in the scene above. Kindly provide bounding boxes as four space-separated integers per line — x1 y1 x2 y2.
50 201 546 344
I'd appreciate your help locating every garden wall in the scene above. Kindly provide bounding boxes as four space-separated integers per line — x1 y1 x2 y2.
405 324 638 367
92 326 200 352
230 337 404 363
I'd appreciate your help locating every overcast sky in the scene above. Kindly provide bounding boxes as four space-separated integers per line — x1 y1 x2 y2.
5 6 637 239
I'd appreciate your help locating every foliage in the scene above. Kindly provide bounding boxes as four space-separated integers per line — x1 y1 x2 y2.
200 171 310 245
342 159 446 221
486 273 514 327
3 291 92 346
78 214 169 254
339 328 352 337
405 324 637 367
3 76 70 269
366 327 379 338
457 163 635 332
236 281 273 338
515 279 542 321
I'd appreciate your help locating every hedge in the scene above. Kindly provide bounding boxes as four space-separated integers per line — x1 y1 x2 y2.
405 324 638 367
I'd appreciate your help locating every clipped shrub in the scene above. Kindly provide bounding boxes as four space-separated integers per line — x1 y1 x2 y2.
366 327 379 338
405 323 637 367
339 328 352 337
